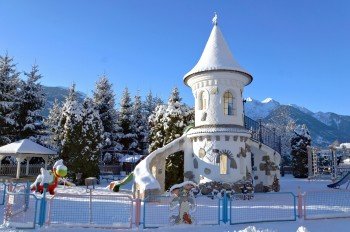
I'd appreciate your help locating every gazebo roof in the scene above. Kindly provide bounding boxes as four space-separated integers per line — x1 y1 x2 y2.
0 139 57 156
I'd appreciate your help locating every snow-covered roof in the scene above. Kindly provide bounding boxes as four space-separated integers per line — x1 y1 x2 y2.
119 154 143 163
0 139 57 156
184 15 252 85
186 125 249 136
336 143 350 150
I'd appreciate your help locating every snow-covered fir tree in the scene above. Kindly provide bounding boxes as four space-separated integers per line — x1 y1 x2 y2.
0 54 21 146
148 104 167 153
143 90 163 120
44 99 62 164
45 99 62 149
93 76 120 150
142 91 164 153
15 64 46 140
291 124 311 178
58 84 84 179
163 87 194 189
133 94 148 154
116 87 137 152
78 97 104 179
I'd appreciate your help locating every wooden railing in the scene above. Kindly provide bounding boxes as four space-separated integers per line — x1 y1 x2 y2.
0 164 49 176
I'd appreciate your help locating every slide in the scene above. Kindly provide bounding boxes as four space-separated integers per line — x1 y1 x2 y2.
327 171 350 189
109 172 134 192
133 134 189 195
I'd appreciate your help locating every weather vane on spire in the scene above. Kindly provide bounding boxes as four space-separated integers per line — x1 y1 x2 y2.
212 12 218 25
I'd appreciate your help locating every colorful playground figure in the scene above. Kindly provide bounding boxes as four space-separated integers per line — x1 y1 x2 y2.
169 181 197 225
30 159 67 195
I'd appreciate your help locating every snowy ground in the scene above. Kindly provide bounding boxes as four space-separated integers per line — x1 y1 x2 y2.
1 175 350 232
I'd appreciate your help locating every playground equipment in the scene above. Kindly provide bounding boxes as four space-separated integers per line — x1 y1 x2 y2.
109 172 134 192
327 171 350 189
30 159 67 195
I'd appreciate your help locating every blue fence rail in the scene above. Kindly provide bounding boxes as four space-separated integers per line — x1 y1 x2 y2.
0 182 5 205
244 116 281 154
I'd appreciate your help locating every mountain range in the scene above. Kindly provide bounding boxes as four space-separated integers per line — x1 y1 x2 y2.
41 86 350 148
41 86 86 116
245 97 350 147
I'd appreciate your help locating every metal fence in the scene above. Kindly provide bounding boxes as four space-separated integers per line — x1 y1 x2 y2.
143 195 220 228
304 190 350 220
0 182 5 205
3 191 40 229
244 116 281 154
47 192 133 229
230 192 297 224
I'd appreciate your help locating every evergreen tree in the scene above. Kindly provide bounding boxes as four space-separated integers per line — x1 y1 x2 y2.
0 54 20 145
93 76 121 151
143 91 164 153
15 64 45 140
291 124 311 178
59 84 84 179
116 87 137 152
148 104 167 153
77 97 104 179
143 91 163 120
45 99 62 150
163 87 194 189
133 94 147 154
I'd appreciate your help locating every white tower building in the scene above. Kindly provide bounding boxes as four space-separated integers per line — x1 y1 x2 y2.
183 14 254 184
134 14 281 197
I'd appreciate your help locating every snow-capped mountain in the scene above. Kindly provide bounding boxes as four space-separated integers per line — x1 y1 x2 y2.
41 86 86 116
244 97 350 148
244 97 280 120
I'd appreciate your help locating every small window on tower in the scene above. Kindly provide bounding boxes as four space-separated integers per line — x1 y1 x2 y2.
220 154 228 175
223 91 234 115
198 91 208 110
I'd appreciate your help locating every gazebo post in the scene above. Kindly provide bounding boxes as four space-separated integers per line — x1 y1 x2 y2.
44 156 48 170
16 157 23 179
0 155 4 174
26 157 31 176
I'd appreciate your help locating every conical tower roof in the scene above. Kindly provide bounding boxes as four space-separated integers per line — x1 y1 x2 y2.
184 14 252 85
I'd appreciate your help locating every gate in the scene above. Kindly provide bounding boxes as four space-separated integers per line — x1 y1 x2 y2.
3 192 40 229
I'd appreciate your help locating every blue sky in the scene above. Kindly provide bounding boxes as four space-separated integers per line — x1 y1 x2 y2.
1 1 349 115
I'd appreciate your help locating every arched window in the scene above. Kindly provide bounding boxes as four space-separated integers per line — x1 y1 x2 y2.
198 91 208 110
223 91 234 115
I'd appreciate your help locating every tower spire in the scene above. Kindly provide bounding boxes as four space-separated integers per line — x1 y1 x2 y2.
212 12 218 26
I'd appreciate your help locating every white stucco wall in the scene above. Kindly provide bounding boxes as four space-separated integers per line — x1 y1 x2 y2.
184 132 252 184
248 140 281 189
186 71 248 127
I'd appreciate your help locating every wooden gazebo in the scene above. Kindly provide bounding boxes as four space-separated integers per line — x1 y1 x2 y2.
0 139 57 178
